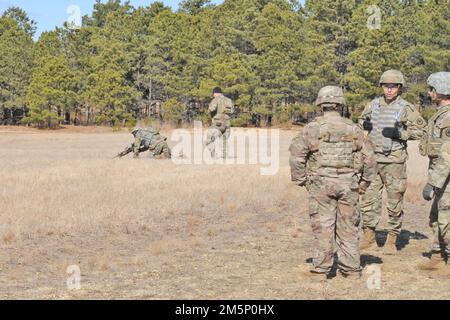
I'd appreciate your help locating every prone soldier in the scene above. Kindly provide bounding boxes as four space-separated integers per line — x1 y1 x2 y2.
115 127 171 159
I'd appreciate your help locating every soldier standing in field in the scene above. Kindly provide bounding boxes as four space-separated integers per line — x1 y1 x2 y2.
290 86 377 280
417 72 450 275
206 87 234 159
359 70 427 255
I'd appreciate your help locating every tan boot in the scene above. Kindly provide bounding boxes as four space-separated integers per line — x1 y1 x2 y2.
417 252 446 271
383 233 398 255
360 228 376 251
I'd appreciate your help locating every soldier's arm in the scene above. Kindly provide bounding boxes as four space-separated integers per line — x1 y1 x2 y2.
354 127 378 183
429 141 450 189
229 99 235 115
429 117 450 189
400 104 427 141
208 99 218 114
133 136 142 157
361 138 378 183
358 102 373 130
289 131 311 186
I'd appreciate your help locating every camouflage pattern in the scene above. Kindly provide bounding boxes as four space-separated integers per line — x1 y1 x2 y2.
358 96 426 235
360 162 407 235
132 127 171 159
379 69 406 86
290 111 377 276
206 94 234 158
427 72 450 96
315 86 346 106
289 134 320 239
422 103 450 253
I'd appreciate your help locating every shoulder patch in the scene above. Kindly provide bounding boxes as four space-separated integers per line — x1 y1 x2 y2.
416 117 425 126
443 128 450 140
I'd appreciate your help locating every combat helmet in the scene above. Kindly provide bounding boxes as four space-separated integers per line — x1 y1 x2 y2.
131 127 141 135
315 86 346 107
379 70 406 87
427 72 450 96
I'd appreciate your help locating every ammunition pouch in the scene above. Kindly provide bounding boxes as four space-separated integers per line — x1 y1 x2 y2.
420 139 442 158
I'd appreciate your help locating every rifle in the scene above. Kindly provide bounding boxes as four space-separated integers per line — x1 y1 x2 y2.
114 145 134 159
114 144 148 159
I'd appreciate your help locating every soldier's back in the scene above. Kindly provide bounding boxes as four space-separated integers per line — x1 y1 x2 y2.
215 96 233 116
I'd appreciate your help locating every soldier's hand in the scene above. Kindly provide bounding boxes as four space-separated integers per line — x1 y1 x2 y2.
422 183 435 201
382 127 401 139
359 180 370 195
362 118 373 131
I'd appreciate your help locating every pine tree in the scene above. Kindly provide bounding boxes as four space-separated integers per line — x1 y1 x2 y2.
179 0 212 15
24 54 77 128
0 14 34 123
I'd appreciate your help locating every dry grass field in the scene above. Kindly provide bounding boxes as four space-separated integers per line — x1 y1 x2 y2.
0 125 449 300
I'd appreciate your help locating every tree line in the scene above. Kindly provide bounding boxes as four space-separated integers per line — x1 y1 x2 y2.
0 0 449 128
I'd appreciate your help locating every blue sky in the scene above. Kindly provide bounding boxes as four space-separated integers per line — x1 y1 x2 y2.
0 0 223 38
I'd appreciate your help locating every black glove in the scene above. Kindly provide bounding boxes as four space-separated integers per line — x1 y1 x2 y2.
362 118 373 131
298 180 307 187
422 183 435 201
382 127 401 139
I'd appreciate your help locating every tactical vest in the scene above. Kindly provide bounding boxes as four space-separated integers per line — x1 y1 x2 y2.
215 96 233 117
137 129 157 148
368 97 408 154
315 117 359 176
420 104 450 158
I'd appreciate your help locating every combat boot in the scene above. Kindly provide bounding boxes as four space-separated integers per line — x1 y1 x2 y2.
383 233 398 255
360 228 376 250
417 252 446 271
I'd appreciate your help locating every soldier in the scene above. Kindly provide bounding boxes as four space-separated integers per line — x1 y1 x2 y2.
417 72 450 274
206 87 234 158
115 127 171 159
290 86 377 279
359 70 426 254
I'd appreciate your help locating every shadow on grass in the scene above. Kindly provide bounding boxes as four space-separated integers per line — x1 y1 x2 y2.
376 229 428 250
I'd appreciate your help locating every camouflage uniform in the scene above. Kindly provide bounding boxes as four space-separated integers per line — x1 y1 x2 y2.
425 106 450 254
206 90 234 158
132 127 171 159
419 72 450 262
359 71 426 246
290 86 377 277
289 135 320 238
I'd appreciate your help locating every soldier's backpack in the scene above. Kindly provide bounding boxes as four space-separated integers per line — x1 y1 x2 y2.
315 117 359 172
217 96 234 116
139 129 158 149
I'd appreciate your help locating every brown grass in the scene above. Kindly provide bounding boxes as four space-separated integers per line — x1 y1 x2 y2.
0 126 447 300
